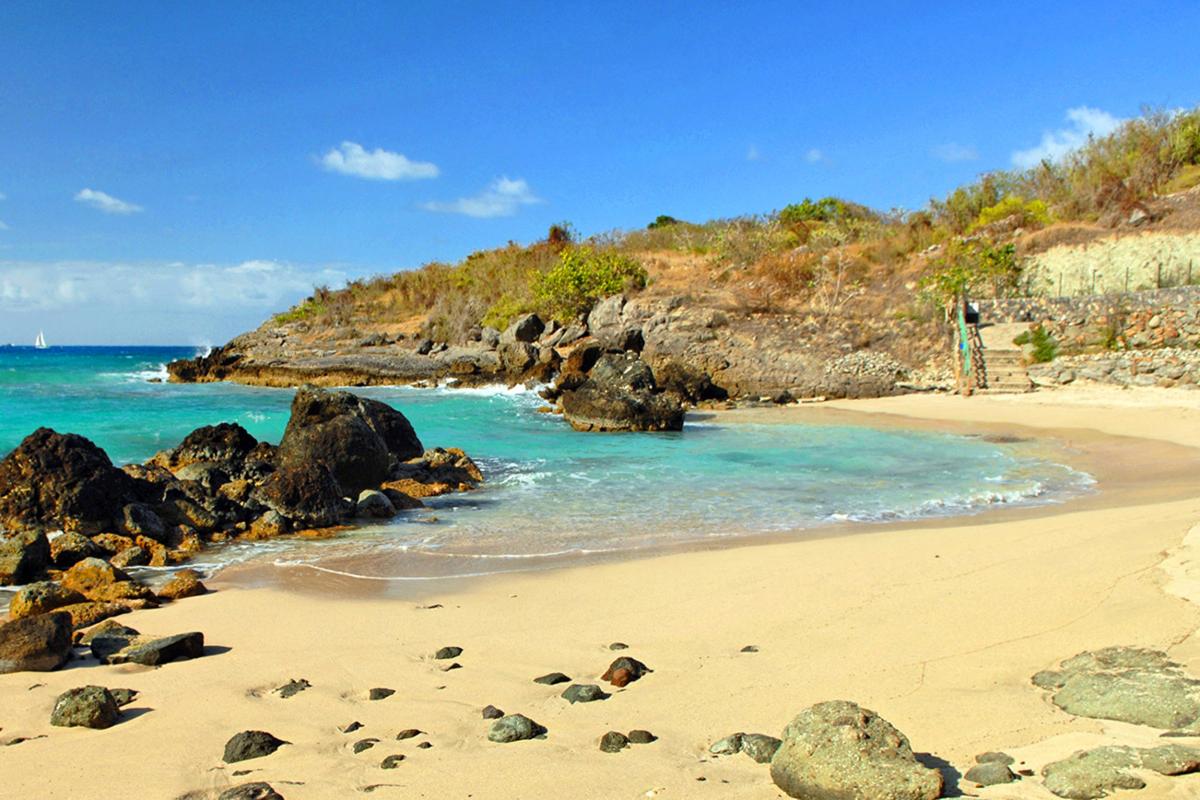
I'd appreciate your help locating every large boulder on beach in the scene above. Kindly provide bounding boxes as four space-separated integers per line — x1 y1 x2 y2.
156 422 259 474
1033 647 1200 731
276 386 423 495
0 529 50 585
254 462 347 527
560 353 684 432
0 428 143 534
769 700 943 800
0 611 74 673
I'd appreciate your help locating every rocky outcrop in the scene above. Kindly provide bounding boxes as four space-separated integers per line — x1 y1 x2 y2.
1042 745 1200 799
560 353 684 432
254 463 347 528
0 429 143 534
7 581 85 619
1031 347 1200 389
769 700 943 800
1032 647 1200 731
277 386 424 495
0 611 74 673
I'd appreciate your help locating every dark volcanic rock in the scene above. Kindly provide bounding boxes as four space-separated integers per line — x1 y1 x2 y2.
560 354 683 432
602 656 651 685
277 386 423 495
502 313 545 344
533 672 571 686
159 423 259 474
769 700 943 800
395 728 422 740
255 462 347 528
50 685 121 729
628 729 657 744
600 731 629 753
380 754 406 769
353 737 380 754
218 783 284 800
482 705 504 719
275 678 311 699
368 687 395 701
223 730 289 763
488 714 546 743
434 645 463 660
562 684 609 704
1033 647 1200 731
0 611 73 673
0 529 50 585
0 428 142 534
117 502 167 541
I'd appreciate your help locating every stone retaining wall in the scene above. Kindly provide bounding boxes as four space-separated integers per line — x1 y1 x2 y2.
978 286 1200 352
1029 348 1200 389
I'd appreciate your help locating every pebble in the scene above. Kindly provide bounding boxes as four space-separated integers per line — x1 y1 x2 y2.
600 731 629 753
562 684 609 704
380 754 405 769
353 738 380 754
609 642 629 650
482 705 504 719
395 729 422 740
628 730 657 744
368 687 395 701
340 721 363 734
434 646 463 659
417 741 433 749
533 672 571 685
740 645 759 653
275 678 311 699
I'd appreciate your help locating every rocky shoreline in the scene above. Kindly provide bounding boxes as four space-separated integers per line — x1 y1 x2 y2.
0 385 481 667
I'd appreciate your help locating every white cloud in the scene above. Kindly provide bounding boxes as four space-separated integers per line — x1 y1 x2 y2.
74 188 143 215
1011 106 1123 168
933 142 979 163
320 141 439 181
746 144 761 161
805 148 824 164
422 177 540 218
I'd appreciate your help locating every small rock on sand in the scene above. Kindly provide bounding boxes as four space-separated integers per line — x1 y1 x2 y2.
223 730 289 763
218 783 284 800
396 728 422 740
628 729 657 744
488 714 546 743
740 733 782 763
340 721 363 734
609 642 628 650
380 754 405 769
964 761 1017 786
275 678 311 699
600 731 629 753
562 684 609 704
602 656 651 686
50 686 121 729
482 705 504 719
353 738 380 753
533 672 571 685
434 646 462 659
368 687 394 700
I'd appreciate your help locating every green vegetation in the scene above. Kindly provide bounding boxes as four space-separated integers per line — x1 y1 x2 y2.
971 196 1051 231
647 215 680 229
919 240 1020 307
533 247 647 320
1013 325 1059 363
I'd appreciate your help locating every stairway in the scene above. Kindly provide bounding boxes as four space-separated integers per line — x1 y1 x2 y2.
979 348 1033 393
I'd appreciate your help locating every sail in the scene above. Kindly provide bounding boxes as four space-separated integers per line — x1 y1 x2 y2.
34 331 47 349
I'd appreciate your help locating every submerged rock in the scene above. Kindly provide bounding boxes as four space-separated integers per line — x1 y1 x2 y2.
50 685 121 729
769 700 943 800
223 730 289 763
1042 744 1200 798
1033 647 1200 731
488 714 546 743
0 611 74 673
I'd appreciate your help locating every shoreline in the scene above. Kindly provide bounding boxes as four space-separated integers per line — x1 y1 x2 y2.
3 386 1200 798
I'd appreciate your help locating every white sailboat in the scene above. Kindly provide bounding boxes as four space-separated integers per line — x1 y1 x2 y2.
34 331 48 349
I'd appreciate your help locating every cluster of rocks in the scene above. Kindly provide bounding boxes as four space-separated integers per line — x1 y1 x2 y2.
979 285 1200 353
0 386 481 673
1030 347 1200 389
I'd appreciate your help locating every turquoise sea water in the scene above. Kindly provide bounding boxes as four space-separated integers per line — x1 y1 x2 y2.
0 346 1091 580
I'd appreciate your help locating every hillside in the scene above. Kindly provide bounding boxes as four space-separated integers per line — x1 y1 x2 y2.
170 106 1200 401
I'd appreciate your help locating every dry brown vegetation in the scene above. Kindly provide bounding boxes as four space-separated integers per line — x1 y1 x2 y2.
272 106 1200 343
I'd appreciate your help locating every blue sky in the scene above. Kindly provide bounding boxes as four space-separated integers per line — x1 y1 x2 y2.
1 1 1198 344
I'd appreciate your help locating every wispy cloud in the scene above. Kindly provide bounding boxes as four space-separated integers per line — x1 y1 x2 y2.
422 177 540 218
1012 106 1123 168
933 142 978 163
320 141 439 181
746 144 761 161
74 188 143 215
805 148 824 164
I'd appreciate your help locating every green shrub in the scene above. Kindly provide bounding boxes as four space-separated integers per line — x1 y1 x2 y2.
1013 325 1058 362
648 215 680 229
533 247 647 320
971 196 1052 230
779 197 852 225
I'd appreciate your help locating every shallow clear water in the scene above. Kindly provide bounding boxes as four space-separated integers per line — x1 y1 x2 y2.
0 346 1092 580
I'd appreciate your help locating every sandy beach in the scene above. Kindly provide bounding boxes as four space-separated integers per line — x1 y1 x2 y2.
4 386 1200 799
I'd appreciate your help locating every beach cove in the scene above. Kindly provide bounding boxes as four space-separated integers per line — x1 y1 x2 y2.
3 387 1199 799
